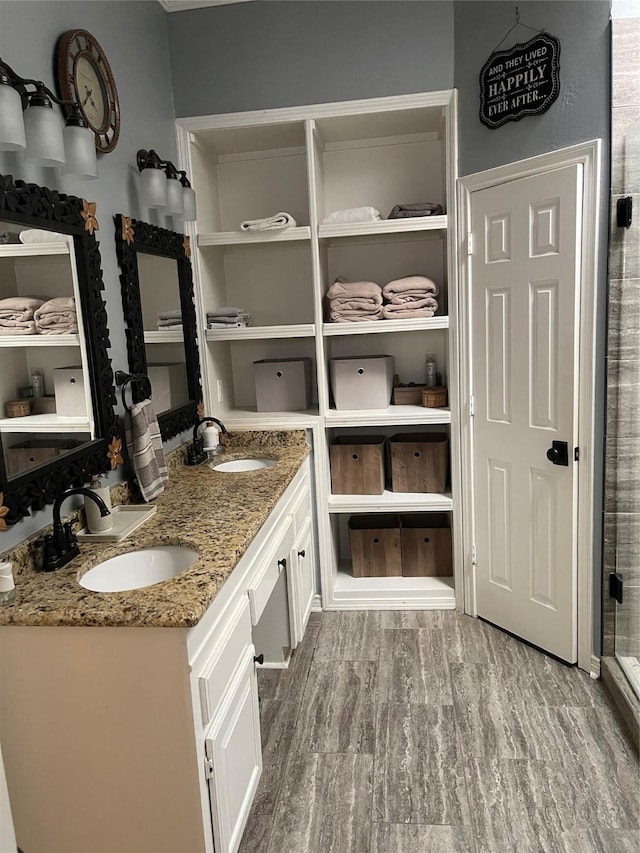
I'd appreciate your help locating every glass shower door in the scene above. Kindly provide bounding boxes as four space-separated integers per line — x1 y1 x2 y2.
615 117 640 700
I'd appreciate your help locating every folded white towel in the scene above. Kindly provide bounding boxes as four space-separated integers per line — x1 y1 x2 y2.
0 296 44 312
19 229 68 244
125 398 167 502
34 297 77 334
322 206 381 225
207 307 244 318
240 212 296 232
207 322 245 329
157 309 182 321
0 324 37 335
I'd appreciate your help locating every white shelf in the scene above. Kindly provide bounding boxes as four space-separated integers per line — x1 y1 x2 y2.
206 323 315 342
323 317 448 336
325 405 450 427
318 215 447 240
0 241 70 258
0 334 80 348
221 407 320 430
333 567 455 608
329 491 453 513
0 414 91 434
198 226 311 247
144 330 185 344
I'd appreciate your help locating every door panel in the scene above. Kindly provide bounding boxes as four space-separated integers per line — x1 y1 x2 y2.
471 165 582 662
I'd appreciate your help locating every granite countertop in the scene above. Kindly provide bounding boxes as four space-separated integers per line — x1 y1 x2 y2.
0 431 310 629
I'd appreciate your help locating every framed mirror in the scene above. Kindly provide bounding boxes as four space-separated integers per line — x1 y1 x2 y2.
114 215 202 440
0 174 118 526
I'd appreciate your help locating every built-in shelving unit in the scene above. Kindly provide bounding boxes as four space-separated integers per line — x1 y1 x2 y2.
0 236 95 478
177 90 461 609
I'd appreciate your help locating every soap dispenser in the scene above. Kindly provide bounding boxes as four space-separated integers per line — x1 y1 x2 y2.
0 562 15 605
85 474 113 533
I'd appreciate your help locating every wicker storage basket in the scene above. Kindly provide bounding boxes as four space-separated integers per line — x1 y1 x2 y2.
5 399 31 417
421 387 448 408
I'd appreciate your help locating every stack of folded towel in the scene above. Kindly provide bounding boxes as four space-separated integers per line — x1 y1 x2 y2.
0 297 43 335
382 276 439 319
322 206 381 225
34 297 78 334
240 212 296 232
387 202 444 219
157 309 182 331
207 307 248 329
326 277 384 322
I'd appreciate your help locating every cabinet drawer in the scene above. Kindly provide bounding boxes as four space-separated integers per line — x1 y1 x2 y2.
291 482 311 535
248 518 294 625
197 596 253 728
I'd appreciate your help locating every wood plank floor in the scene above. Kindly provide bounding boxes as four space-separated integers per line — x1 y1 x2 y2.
240 611 639 853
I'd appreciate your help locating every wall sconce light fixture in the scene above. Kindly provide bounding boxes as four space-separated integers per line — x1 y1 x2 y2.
0 56 98 179
136 149 197 222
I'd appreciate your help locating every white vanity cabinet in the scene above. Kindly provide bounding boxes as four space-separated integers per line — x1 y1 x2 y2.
0 458 315 853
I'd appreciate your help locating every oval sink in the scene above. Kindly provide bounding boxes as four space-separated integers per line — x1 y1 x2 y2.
79 546 199 592
211 458 277 473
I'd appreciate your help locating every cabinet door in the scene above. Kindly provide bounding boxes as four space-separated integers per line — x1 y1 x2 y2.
205 646 262 853
289 518 315 647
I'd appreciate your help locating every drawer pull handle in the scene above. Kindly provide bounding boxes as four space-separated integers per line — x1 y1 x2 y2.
278 558 287 571
423 537 430 544
254 654 264 665
298 549 306 558
352 454 359 460
373 537 380 544
414 451 421 458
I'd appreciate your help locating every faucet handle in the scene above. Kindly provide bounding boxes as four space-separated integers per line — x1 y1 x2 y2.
41 535 59 572
63 520 77 551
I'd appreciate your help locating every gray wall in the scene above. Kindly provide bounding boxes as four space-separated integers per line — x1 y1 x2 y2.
0 0 178 549
454 1 610 176
168 0 454 116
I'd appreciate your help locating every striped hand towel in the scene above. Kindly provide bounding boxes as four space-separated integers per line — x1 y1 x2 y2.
124 399 168 502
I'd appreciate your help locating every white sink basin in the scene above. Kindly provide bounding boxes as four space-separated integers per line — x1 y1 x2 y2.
79 546 199 592
211 458 277 473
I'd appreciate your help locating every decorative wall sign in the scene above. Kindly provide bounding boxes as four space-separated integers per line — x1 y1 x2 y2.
479 33 560 129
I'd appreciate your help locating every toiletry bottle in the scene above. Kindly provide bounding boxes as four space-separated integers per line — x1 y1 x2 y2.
425 354 437 388
85 474 113 533
0 562 15 606
30 368 44 398
203 424 223 456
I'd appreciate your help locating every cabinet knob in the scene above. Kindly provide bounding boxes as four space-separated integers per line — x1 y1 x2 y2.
254 653 264 665
277 558 287 571
297 549 306 558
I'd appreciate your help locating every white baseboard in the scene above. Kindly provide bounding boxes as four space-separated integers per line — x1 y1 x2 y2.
311 594 322 612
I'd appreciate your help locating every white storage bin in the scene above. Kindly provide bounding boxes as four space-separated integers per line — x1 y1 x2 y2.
53 367 86 417
147 363 188 413
254 357 312 412
329 355 395 410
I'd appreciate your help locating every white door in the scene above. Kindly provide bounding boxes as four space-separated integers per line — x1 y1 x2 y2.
470 164 582 662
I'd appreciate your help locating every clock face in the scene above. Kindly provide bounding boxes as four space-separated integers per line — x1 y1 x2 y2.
75 55 107 130
56 29 120 153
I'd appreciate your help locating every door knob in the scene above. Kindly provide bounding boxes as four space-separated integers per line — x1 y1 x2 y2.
297 549 306 558
254 653 264 665
277 558 286 571
546 440 569 466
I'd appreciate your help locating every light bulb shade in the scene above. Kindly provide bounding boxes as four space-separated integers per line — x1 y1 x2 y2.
182 185 197 222
23 103 65 166
0 81 26 151
62 124 98 179
166 176 184 215
141 166 167 209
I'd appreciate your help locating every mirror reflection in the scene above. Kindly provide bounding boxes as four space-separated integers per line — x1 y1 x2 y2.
115 215 202 442
137 253 190 416
0 220 94 480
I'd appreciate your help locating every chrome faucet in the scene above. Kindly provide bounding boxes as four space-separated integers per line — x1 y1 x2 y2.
41 487 111 572
186 416 228 466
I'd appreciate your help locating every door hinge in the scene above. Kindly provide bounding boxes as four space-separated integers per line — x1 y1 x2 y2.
471 545 477 566
574 447 579 462
469 395 475 417
467 232 473 256
609 572 624 604
204 756 214 780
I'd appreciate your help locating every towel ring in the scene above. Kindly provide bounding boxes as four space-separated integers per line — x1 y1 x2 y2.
115 369 152 413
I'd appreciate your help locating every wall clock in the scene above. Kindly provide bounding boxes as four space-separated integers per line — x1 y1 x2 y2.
56 29 120 153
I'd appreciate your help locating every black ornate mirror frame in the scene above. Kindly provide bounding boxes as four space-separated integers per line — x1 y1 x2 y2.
0 174 118 526
114 215 202 440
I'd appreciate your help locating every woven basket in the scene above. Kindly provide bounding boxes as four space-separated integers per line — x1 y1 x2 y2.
421 387 448 408
5 399 31 417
